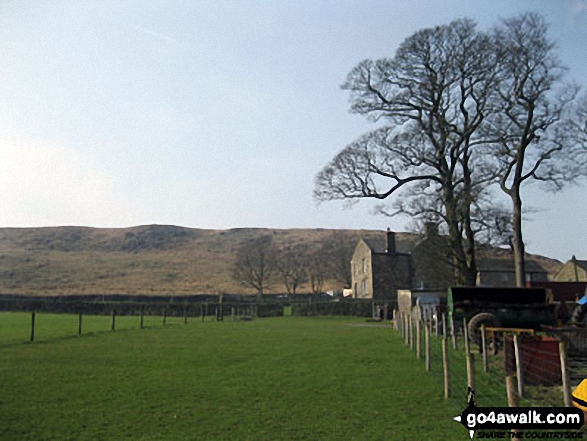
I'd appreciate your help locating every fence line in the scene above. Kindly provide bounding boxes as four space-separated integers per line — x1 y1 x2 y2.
394 308 574 411
2 306 251 345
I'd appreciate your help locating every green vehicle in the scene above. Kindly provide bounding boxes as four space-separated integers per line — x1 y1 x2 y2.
448 287 557 345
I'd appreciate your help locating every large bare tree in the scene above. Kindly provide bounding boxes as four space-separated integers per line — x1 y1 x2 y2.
486 13 586 286
276 246 308 297
232 235 276 300
315 19 499 286
307 247 328 295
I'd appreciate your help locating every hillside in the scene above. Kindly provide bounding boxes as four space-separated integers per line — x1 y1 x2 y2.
0 225 562 296
0 226 416 296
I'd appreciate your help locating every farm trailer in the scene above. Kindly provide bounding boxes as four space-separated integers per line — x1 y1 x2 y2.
448 287 557 344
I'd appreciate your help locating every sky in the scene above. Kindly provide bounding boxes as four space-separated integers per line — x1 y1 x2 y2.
0 0 585 262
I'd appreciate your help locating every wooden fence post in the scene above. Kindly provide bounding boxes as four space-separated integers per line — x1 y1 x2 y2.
442 313 447 339
409 316 414 350
513 334 524 398
393 309 398 331
442 337 450 399
416 320 422 360
435 308 440 338
506 375 519 407
78 311 83 336
506 375 520 439
425 323 431 372
463 317 470 354
111 309 116 331
481 324 489 373
560 341 572 407
450 313 458 351
466 353 476 395
30 311 36 342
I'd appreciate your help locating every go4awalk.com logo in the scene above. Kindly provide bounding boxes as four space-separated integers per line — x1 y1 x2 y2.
453 389 584 439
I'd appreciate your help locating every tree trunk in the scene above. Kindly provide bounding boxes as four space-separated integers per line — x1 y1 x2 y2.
462 158 479 287
511 186 526 287
444 185 476 286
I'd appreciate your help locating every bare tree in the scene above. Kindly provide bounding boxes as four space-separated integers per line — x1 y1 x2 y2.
276 247 308 298
232 235 276 300
320 231 355 288
315 19 499 286
575 96 587 173
307 251 327 295
487 13 586 286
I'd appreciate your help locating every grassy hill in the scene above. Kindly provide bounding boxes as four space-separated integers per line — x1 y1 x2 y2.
0 225 562 296
0 226 415 296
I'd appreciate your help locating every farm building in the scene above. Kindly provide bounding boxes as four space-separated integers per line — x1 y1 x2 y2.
350 224 453 303
476 258 548 286
554 256 587 282
350 225 548 303
350 229 412 301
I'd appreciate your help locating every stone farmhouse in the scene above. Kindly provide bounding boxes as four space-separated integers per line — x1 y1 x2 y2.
350 225 548 303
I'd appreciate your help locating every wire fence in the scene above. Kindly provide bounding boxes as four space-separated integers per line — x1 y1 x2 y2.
393 309 576 412
0 304 265 345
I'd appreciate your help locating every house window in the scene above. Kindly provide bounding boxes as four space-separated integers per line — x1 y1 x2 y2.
361 280 367 295
362 258 367 273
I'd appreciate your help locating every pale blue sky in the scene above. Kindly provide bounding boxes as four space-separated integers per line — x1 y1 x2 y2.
0 0 585 262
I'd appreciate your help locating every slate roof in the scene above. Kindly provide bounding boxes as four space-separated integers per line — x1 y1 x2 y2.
477 258 547 274
359 232 547 275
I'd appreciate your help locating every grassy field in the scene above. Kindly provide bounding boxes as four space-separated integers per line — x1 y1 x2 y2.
0 314 464 440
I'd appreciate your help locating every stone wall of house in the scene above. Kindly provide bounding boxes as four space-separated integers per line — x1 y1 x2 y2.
351 241 373 299
371 253 411 302
410 234 453 290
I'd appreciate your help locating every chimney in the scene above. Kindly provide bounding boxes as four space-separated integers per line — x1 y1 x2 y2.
424 222 439 238
386 228 396 255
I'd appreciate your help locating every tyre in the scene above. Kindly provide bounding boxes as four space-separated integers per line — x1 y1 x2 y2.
571 304 587 326
468 312 500 348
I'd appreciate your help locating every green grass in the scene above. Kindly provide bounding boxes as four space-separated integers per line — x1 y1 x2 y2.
0 312 186 344
0 315 464 440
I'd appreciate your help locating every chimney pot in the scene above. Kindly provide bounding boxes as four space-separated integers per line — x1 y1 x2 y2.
386 228 396 255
